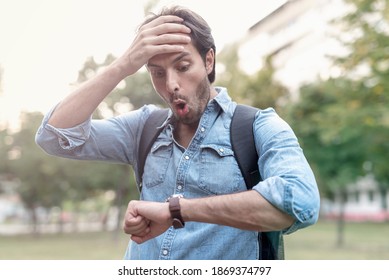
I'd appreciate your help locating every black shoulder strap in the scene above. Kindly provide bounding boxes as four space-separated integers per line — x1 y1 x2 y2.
231 105 284 260
137 108 169 189
230 104 261 188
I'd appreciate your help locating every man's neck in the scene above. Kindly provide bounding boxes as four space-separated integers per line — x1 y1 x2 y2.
174 121 199 149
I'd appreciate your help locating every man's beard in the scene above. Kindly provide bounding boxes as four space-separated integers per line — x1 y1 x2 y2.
172 77 211 125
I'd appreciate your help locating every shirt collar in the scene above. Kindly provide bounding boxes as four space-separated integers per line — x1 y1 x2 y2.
211 87 232 114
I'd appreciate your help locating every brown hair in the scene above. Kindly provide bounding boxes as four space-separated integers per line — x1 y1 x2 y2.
140 6 216 83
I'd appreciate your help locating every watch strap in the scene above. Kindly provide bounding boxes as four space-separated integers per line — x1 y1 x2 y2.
168 196 185 229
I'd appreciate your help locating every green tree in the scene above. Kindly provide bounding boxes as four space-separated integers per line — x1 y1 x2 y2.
0 110 131 234
0 111 134 234
243 56 290 114
0 128 11 174
216 43 251 101
216 44 289 111
5 112 69 234
286 0 389 244
77 55 164 120
286 77 377 245
334 0 389 207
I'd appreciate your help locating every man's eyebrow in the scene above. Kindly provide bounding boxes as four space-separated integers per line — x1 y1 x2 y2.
147 52 191 68
172 52 191 64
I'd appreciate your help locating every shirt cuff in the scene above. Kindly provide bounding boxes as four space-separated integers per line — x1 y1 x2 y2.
40 105 92 150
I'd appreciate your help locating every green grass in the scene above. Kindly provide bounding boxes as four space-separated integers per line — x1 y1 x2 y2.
285 220 389 259
0 220 388 259
0 230 130 260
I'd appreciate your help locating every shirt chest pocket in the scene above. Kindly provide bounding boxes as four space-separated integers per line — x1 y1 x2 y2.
142 141 172 189
198 144 244 195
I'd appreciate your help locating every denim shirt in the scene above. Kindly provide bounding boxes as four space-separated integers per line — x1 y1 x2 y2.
36 87 320 260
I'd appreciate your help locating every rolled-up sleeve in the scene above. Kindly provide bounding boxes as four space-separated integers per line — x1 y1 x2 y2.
35 105 92 150
252 108 320 234
35 104 157 165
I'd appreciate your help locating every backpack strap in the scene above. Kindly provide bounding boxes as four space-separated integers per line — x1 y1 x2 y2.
231 104 284 260
259 231 284 260
137 108 169 191
230 104 262 188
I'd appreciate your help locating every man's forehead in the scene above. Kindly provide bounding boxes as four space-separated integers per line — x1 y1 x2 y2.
147 52 190 67
147 43 199 67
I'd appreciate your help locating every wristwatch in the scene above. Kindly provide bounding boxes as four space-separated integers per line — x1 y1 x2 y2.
166 194 185 229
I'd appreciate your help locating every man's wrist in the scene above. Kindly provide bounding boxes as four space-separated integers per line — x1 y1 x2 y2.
166 194 185 229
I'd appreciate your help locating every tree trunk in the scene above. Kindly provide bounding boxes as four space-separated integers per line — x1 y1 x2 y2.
57 207 64 234
29 205 40 237
112 166 129 242
380 188 389 222
336 191 346 247
72 203 80 232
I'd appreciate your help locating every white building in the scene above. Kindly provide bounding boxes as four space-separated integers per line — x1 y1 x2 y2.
323 175 389 221
238 0 348 97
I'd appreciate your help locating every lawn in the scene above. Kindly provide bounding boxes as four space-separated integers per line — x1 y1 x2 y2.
0 220 388 259
0 229 129 260
285 220 389 259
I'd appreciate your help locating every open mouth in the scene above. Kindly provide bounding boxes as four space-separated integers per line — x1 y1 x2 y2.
177 102 185 110
173 100 189 117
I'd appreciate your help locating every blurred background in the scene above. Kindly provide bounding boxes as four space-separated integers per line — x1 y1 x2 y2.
0 0 388 259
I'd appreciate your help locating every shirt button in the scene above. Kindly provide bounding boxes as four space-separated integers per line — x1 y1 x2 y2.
219 148 224 153
177 185 183 190
200 127 205 132
162 250 168 256
185 155 190 160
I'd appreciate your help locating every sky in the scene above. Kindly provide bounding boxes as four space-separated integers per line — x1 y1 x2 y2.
0 0 286 129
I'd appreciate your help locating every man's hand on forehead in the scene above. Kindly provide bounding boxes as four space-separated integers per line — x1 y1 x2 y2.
141 15 191 38
116 15 192 77
137 15 192 55
144 15 188 28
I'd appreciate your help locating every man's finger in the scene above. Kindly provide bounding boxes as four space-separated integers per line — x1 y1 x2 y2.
152 22 191 36
148 33 191 46
140 15 185 29
123 216 149 234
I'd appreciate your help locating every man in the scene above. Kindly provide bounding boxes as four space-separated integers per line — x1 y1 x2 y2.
36 6 320 259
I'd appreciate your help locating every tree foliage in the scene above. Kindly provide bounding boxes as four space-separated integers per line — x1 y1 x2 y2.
0 111 129 231
76 55 164 119
286 79 368 198
4 112 70 231
0 53 162 232
287 0 389 201
334 0 389 190
216 44 289 112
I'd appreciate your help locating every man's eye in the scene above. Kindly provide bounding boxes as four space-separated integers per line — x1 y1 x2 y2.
177 64 190 72
152 70 165 78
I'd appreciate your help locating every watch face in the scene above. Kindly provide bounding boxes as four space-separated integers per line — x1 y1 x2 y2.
166 194 184 202
172 218 184 229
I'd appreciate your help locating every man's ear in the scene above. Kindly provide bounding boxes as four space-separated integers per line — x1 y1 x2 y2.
205 49 215 74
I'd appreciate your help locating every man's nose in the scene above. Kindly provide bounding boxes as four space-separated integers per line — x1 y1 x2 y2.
166 71 179 93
